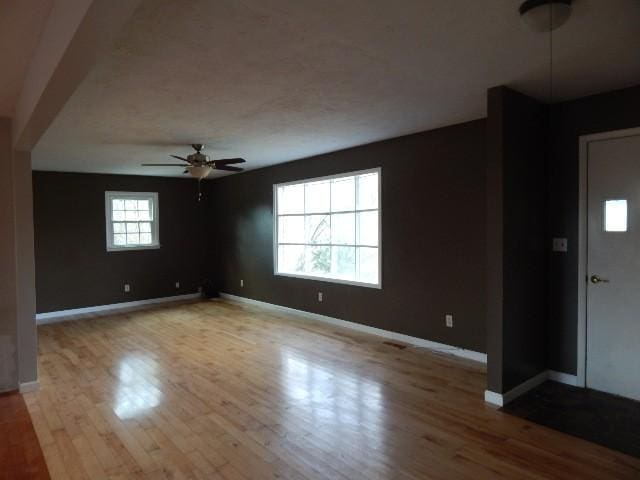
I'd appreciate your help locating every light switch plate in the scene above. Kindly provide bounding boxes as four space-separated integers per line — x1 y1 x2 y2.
552 238 568 252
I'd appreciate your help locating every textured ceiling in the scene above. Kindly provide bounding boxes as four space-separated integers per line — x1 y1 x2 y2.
33 0 640 178
0 0 53 116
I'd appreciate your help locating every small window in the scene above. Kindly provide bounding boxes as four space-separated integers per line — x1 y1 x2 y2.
604 199 627 232
105 191 160 251
274 168 381 287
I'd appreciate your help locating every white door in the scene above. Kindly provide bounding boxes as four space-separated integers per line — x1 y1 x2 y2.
587 132 640 401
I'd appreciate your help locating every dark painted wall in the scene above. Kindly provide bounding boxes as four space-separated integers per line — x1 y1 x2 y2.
486 86 548 393
33 172 205 313
548 85 640 374
205 120 488 353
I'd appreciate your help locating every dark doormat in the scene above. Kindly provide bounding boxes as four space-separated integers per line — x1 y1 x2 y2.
501 380 640 459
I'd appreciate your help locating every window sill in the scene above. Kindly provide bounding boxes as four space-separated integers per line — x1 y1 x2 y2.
107 244 161 252
274 272 381 289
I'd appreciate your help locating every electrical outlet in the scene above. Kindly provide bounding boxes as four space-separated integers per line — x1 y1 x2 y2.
445 314 453 328
197 286 203 293
552 237 568 252
318 292 323 302
124 283 131 293
175 281 180 289
240 279 244 287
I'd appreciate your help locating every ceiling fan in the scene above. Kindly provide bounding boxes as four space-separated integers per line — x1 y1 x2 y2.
141 144 246 180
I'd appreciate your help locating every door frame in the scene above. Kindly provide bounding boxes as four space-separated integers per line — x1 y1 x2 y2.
577 126 640 388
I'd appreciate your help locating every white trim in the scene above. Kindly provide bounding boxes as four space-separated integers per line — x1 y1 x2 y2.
577 127 640 389
105 191 160 252
19 381 40 393
548 370 579 386
484 390 505 407
219 293 487 364
273 167 382 289
36 293 201 325
484 370 549 407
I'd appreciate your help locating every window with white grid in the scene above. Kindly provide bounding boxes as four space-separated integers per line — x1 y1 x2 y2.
105 191 160 251
274 168 381 287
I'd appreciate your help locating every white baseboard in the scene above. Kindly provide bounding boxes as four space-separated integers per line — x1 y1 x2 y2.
484 369 579 407
219 293 487 364
36 293 201 325
548 369 578 386
19 381 40 393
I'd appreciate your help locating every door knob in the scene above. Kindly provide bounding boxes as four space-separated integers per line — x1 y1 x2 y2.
590 275 610 284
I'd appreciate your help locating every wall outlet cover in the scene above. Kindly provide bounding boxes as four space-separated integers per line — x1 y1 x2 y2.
124 284 131 293
445 314 453 328
552 238 568 252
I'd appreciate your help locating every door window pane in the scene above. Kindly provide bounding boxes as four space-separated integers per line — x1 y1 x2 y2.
605 199 628 232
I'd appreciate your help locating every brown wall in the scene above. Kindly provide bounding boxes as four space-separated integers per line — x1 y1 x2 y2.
548 85 640 374
205 120 488 353
33 172 206 313
486 86 549 393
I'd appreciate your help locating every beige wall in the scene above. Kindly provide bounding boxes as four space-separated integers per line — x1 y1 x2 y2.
0 117 18 391
14 150 37 384
0 118 38 391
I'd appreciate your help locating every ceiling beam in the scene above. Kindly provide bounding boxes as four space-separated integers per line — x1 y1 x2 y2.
13 0 141 150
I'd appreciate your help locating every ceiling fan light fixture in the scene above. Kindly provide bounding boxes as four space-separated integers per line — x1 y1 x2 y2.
188 165 213 180
519 0 572 32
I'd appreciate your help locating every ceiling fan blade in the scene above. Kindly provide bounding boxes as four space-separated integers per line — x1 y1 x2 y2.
210 157 246 165
141 163 189 166
215 165 244 172
170 155 192 163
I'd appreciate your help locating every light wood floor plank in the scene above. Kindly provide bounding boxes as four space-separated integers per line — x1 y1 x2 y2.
25 299 640 479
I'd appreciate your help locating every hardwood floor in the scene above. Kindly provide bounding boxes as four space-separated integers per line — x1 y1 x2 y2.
26 299 640 479
0 391 50 480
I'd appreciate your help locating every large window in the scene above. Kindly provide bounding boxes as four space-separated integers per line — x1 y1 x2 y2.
274 168 380 287
105 191 159 251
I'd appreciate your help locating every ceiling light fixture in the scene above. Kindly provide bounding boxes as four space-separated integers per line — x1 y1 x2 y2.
519 0 572 32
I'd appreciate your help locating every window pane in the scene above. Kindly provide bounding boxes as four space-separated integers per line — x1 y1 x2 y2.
278 245 305 274
357 247 379 284
137 199 149 211
305 180 330 213
278 184 304 214
305 246 330 275
113 222 125 234
114 234 126 246
126 233 140 244
278 216 305 243
331 213 355 245
125 210 139 221
357 173 378 210
112 210 125 221
138 210 151 221
305 215 330 244
357 211 378 246
605 199 627 232
125 199 137 210
139 233 152 245
331 246 355 279
112 199 124 210
139 222 151 233
331 176 355 212
126 222 139 233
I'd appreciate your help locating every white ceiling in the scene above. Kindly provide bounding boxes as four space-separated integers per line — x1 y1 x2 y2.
0 0 53 117
32 0 640 177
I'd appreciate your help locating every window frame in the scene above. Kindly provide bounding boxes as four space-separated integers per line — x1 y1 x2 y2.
105 191 160 252
273 167 382 289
